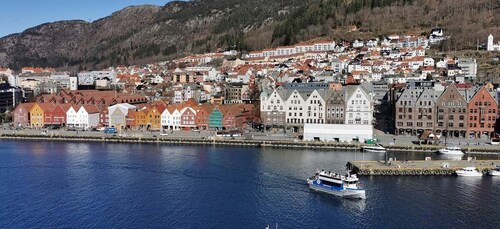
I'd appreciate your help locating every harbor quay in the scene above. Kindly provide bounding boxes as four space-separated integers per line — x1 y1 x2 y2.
1 131 500 155
348 160 500 176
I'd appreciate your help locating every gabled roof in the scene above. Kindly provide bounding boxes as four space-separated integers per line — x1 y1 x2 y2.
82 105 100 114
15 102 35 112
39 103 56 112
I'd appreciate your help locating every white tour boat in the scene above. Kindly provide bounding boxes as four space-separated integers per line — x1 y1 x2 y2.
455 167 483 177
362 144 386 153
437 146 463 155
307 170 366 199
488 165 500 176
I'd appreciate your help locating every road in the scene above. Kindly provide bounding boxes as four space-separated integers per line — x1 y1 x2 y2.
1 124 498 149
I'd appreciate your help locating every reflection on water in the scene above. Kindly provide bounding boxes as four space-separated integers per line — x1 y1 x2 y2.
437 154 464 161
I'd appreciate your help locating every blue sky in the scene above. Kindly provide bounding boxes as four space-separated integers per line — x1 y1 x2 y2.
0 0 171 37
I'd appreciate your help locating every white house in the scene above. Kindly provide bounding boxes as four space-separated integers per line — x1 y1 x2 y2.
66 105 100 129
353 40 364 48
161 106 181 130
66 105 80 128
423 57 435 67
79 105 100 129
260 89 288 126
345 85 373 125
436 60 447 68
304 90 326 125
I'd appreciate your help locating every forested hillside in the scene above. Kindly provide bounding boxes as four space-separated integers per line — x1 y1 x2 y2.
0 0 498 70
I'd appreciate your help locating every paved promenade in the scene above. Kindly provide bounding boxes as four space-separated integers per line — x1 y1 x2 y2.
1 124 499 150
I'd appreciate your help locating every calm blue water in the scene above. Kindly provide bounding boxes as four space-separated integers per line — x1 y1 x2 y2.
0 140 499 228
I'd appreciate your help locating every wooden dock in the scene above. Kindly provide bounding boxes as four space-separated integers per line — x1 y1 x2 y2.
348 160 500 176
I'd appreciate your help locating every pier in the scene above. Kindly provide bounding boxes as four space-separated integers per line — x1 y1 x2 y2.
348 159 500 176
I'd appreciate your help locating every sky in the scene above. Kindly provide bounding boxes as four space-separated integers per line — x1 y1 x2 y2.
0 0 171 37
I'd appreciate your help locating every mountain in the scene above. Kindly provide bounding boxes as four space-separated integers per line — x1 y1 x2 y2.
0 0 498 70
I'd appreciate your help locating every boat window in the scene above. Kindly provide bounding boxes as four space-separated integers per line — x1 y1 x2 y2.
321 179 342 187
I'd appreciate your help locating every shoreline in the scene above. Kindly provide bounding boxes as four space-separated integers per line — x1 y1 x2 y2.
1 134 499 155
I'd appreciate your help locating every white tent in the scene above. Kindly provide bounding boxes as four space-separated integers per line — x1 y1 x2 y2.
303 124 373 142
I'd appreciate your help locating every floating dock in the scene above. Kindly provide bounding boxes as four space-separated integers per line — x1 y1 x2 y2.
348 160 500 176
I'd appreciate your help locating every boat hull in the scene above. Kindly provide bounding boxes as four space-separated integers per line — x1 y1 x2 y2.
488 170 500 176
438 150 464 155
308 183 366 199
362 147 386 153
455 172 483 177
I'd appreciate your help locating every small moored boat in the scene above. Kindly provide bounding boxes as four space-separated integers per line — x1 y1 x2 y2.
307 170 366 199
488 165 500 176
455 167 483 177
362 144 386 153
437 146 463 155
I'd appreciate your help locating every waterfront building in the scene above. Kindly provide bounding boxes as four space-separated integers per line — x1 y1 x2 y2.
66 105 100 130
395 88 417 135
12 102 34 127
161 106 181 131
209 107 223 130
195 104 213 130
467 86 498 138
135 109 148 130
435 84 468 138
108 103 136 131
125 110 140 130
180 106 197 129
144 105 164 131
395 87 440 136
325 90 345 124
344 85 373 125
220 106 236 130
51 104 72 126
260 90 287 127
304 89 326 125
29 103 55 128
